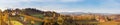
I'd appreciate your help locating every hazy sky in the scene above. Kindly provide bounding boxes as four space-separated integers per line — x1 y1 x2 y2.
0 0 120 13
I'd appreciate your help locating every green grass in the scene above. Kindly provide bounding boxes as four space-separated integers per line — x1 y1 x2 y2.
30 14 44 19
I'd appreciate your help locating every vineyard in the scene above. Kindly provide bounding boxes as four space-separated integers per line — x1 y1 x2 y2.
0 8 120 25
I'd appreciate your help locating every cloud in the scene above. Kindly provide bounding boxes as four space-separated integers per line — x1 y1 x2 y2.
0 0 83 7
0 0 57 3
0 0 120 13
0 0 28 3
60 0 84 2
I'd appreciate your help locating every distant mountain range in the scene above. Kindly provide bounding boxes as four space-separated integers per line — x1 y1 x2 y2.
60 12 87 15
59 12 116 16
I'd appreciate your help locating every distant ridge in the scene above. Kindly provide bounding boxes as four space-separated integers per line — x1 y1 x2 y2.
59 12 120 16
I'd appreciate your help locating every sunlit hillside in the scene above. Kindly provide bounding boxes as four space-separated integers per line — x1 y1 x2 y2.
0 8 120 25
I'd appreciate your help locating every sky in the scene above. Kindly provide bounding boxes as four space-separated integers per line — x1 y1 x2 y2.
0 0 120 13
